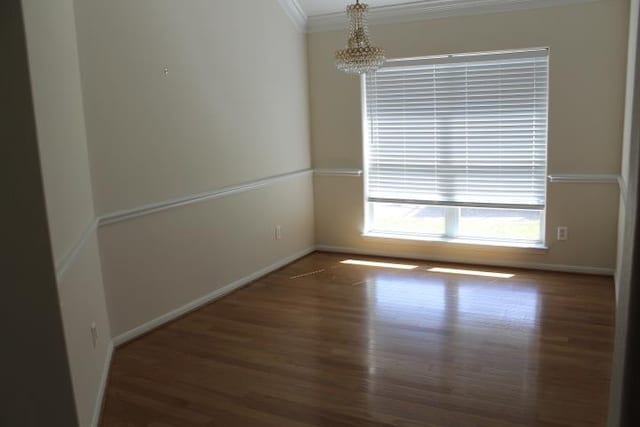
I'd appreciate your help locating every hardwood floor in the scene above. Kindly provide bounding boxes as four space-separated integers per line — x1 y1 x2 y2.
100 252 615 427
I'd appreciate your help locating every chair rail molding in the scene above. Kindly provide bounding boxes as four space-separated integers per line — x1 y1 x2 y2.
548 174 621 184
55 219 99 282
314 168 363 177
99 169 313 226
55 169 314 282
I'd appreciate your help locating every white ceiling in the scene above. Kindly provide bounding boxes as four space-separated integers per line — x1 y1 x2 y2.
298 0 407 17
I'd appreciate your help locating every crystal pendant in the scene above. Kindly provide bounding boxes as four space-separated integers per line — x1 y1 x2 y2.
335 1 385 74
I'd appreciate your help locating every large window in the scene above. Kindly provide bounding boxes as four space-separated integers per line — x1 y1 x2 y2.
363 48 549 246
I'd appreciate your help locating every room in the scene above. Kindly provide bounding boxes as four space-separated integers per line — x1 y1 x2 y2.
2 0 639 425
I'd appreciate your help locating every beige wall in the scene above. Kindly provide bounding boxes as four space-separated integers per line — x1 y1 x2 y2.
73 0 315 340
100 175 314 337
74 0 311 214
309 0 629 271
21 1 112 426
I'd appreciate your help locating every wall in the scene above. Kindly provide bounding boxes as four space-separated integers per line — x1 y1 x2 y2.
309 0 629 272
618 0 640 300
1 0 79 425
610 0 640 424
21 1 112 426
73 0 314 339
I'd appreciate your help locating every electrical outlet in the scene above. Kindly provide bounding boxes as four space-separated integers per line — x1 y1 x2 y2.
91 322 98 348
275 225 283 240
557 226 568 241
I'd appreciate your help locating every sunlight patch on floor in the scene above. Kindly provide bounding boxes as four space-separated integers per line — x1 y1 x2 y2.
340 259 418 270
428 267 514 279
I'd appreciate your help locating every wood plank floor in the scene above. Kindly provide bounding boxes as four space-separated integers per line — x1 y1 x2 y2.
100 252 615 427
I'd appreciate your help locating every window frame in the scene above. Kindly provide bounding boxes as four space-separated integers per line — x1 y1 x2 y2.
360 48 550 248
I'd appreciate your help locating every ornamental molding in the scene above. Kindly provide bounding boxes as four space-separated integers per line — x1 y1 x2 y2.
277 0 600 33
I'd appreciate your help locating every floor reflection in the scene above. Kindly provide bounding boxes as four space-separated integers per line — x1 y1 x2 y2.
364 267 542 423
369 272 447 326
457 282 539 327
367 270 539 328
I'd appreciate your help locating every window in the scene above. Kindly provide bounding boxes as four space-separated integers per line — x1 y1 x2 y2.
363 48 549 246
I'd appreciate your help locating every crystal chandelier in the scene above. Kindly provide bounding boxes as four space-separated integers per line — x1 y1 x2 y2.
335 1 385 74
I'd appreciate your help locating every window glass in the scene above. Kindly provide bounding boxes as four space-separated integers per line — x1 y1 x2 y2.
369 203 445 236
458 208 543 242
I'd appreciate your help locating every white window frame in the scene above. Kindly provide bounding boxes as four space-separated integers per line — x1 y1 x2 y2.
361 48 550 248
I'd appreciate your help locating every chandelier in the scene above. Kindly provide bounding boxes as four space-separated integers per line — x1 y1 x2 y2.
335 1 385 74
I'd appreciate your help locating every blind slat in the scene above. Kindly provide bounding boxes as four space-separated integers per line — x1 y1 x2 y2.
365 50 549 208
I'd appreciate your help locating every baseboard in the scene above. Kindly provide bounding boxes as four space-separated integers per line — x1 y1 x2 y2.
112 246 316 347
316 244 615 276
90 341 114 427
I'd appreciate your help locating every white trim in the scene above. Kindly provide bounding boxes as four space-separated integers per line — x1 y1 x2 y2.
363 231 547 250
112 246 316 347
306 0 600 33
55 169 313 280
385 47 549 68
548 174 621 184
314 168 363 177
99 169 313 226
90 342 113 427
276 0 307 32
316 244 614 276
362 74 373 241
619 175 628 202
368 197 543 211
55 219 99 282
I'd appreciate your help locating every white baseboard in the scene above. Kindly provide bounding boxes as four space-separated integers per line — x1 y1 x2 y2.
112 246 316 347
316 244 615 276
91 341 114 427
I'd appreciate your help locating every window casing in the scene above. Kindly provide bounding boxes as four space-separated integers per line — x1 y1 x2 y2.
363 49 549 246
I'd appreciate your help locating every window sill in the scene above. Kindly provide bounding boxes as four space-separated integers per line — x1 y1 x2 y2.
362 231 548 251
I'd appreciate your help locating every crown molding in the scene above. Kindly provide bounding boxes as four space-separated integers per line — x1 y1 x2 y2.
306 0 600 33
277 0 307 32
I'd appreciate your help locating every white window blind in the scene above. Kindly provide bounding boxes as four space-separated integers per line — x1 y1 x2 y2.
365 49 549 210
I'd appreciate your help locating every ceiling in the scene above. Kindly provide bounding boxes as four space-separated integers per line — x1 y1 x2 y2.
298 0 407 16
